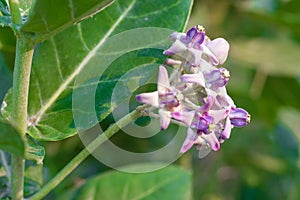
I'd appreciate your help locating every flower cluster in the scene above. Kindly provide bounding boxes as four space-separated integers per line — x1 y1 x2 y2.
136 25 250 158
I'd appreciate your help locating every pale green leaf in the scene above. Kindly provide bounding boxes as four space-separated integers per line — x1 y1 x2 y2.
76 164 191 200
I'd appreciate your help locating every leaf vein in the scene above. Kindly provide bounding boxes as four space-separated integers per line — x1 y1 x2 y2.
131 174 181 200
50 38 64 81
32 0 137 121
68 0 76 20
77 24 91 51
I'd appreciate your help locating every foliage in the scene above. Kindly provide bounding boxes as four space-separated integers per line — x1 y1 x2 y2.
1 0 300 199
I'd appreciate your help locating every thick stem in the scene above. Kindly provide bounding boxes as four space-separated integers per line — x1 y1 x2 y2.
11 38 34 199
11 155 25 200
29 106 147 200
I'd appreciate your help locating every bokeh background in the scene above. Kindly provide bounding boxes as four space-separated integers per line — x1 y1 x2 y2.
1 0 300 199
187 0 300 199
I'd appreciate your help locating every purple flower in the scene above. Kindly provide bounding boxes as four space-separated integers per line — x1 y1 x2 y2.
204 68 230 90
229 107 251 127
181 67 230 91
136 65 181 130
163 26 219 67
136 25 250 159
180 25 206 47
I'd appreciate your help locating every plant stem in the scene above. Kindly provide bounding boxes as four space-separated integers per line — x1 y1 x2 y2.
29 105 147 200
10 32 34 200
11 155 25 200
8 0 22 25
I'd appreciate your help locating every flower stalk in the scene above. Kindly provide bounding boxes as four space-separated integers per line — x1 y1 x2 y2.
29 105 147 200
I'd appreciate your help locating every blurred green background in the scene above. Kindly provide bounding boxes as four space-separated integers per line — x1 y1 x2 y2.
187 0 300 199
1 0 300 199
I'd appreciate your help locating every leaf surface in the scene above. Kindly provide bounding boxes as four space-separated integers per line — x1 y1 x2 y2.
0 118 24 156
2 0 193 141
76 164 191 200
21 0 114 38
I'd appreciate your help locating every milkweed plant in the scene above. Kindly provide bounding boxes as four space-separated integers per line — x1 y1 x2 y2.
136 25 250 158
0 0 250 199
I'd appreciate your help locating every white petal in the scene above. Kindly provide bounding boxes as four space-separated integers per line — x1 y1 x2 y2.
157 65 170 91
136 91 159 107
180 128 197 153
202 133 220 151
159 109 171 130
181 73 205 87
163 39 187 56
209 109 229 124
172 110 195 125
189 48 204 67
206 38 230 64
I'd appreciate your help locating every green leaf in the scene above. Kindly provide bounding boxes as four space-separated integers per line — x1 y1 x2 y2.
24 136 45 164
0 16 11 27
0 118 24 156
76 164 191 200
24 164 43 197
0 0 10 16
1 0 193 141
21 0 115 37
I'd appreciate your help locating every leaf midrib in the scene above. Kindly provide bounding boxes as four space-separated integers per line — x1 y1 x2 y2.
29 0 116 44
31 0 137 123
130 174 183 200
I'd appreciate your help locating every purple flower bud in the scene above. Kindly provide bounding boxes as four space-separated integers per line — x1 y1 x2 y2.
180 25 206 46
193 113 214 134
204 68 230 90
229 107 251 127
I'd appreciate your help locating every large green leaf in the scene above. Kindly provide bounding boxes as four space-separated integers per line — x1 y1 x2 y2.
76 164 191 200
0 118 24 156
2 0 193 141
21 0 114 38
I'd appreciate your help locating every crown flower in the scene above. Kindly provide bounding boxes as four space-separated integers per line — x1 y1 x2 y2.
136 25 250 158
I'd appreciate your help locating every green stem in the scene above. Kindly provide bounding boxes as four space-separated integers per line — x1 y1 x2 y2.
11 155 25 200
8 0 22 25
29 106 147 200
11 35 34 200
